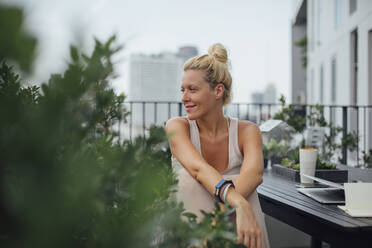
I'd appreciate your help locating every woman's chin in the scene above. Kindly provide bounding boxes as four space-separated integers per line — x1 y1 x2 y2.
186 113 198 120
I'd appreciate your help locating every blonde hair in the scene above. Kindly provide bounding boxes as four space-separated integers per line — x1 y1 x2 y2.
183 43 232 105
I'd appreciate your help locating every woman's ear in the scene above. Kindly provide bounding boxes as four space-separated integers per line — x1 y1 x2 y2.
215 83 225 100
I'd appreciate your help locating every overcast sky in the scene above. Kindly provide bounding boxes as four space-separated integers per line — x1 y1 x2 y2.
5 0 295 103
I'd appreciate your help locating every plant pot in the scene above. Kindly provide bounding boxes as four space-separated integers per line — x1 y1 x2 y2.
271 164 348 183
270 156 284 165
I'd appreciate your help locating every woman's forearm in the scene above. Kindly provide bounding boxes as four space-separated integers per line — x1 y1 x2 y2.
196 165 250 208
233 167 263 199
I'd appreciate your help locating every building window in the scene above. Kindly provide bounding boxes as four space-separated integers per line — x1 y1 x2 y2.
349 0 357 15
335 0 342 29
351 29 358 105
331 57 337 103
317 0 322 46
310 68 314 104
311 0 315 51
320 64 324 103
330 57 337 124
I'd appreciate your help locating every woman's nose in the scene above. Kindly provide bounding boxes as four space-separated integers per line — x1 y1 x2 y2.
182 91 189 102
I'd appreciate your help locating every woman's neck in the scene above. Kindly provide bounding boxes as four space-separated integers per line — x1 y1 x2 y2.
196 110 227 139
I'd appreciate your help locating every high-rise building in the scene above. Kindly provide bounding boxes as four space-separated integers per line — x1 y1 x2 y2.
128 53 183 102
251 92 265 104
177 46 198 63
264 83 278 103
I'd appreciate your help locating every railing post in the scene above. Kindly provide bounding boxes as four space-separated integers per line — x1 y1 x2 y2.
142 102 146 137
259 104 263 124
364 106 367 153
356 106 359 166
154 102 157 124
342 106 348 165
168 102 171 119
246 104 250 121
130 102 133 141
178 102 183 117
268 104 271 119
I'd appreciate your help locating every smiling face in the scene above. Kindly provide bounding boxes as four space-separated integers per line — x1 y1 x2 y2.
181 69 224 120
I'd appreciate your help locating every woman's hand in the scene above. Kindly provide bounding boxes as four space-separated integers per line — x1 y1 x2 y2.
235 200 262 248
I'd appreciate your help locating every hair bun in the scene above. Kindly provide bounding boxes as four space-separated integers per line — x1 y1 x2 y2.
208 43 228 64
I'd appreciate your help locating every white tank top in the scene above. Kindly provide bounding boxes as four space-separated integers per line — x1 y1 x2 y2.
172 117 243 177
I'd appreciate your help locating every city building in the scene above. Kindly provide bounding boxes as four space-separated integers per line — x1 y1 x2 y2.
128 53 183 102
291 0 372 151
251 92 265 104
264 83 278 103
177 46 198 63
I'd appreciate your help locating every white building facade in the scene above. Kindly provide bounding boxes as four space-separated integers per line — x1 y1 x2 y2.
128 53 183 102
292 0 372 156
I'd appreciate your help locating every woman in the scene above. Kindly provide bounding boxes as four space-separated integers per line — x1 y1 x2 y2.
166 43 270 248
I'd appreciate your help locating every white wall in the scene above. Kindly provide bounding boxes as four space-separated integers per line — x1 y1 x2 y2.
306 0 372 152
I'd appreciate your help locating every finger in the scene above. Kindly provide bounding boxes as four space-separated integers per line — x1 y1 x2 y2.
244 234 250 247
237 231 244 244
249 234 256 248
256 233 262 248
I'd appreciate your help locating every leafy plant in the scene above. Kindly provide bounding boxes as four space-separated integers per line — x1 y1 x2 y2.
273 95 360 164
322 124 359 163
263 139 289 160
294 36 307 68
273 95 306 133
316 160 336 170
361 149 372 169
281 158 300 171
0 6 37 72
280 150 336 171
307 104 327 127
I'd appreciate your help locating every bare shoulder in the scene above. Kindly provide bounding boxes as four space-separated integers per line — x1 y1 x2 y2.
165 117 189 134
237 120 262 149
237 120 261 136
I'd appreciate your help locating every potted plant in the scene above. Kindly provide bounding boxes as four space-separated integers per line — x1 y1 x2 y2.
263 139 289 167
272 150 348 183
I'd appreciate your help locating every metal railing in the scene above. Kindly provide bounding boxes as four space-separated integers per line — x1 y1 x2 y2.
119 101 372 166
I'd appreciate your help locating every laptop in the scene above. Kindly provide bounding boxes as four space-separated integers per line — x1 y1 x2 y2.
296 174 345 204
338 183 372 217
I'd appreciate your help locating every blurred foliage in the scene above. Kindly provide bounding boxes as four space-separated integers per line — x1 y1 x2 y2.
361 149 372 169
307 105 327 128
262 139 288 160
0 6 36 72
273 95 306 133
156 202 243 248
0 4 242 248
294 36 307 68
280 158 300 171
280 154 336 171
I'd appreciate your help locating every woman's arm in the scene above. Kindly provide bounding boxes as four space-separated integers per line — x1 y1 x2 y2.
165 117 244 206
233 122 264 199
